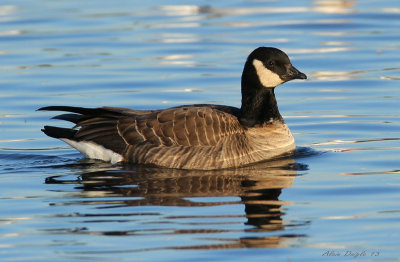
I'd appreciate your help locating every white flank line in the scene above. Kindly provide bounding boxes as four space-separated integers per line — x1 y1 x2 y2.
61 138 123 164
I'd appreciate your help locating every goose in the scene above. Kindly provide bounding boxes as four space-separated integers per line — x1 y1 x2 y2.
39 47 306 170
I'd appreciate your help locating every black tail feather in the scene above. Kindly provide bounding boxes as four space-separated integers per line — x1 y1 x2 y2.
52 113 81 124
37 106 122 117
41 126 77 139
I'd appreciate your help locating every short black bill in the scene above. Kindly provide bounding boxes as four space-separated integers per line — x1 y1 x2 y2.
282 66 307 81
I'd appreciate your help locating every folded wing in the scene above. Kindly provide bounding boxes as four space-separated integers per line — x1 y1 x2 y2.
39 105 245 168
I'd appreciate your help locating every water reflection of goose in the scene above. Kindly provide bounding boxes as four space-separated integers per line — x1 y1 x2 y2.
39 47 306 170
46 157 308 249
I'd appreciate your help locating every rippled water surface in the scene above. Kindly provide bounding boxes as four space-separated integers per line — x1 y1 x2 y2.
1 0 400 261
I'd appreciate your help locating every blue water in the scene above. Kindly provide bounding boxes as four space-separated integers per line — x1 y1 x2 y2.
1 1 400 261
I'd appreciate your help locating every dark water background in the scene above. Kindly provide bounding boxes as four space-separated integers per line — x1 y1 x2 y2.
1 1 399 261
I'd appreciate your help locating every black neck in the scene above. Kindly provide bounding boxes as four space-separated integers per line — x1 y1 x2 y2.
239 84 282 127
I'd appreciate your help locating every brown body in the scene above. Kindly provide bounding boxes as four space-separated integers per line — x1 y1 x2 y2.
84 105 294 169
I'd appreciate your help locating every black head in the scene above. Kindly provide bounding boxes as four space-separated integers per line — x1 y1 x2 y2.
243 47 307 89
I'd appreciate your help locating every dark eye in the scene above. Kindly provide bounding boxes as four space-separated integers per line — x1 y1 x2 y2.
268 61 274 67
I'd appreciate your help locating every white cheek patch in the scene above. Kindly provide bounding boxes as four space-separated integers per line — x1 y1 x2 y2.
252 59 284 88
61 138 123 164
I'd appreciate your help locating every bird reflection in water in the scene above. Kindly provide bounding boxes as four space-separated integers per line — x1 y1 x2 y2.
45 156 308 250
